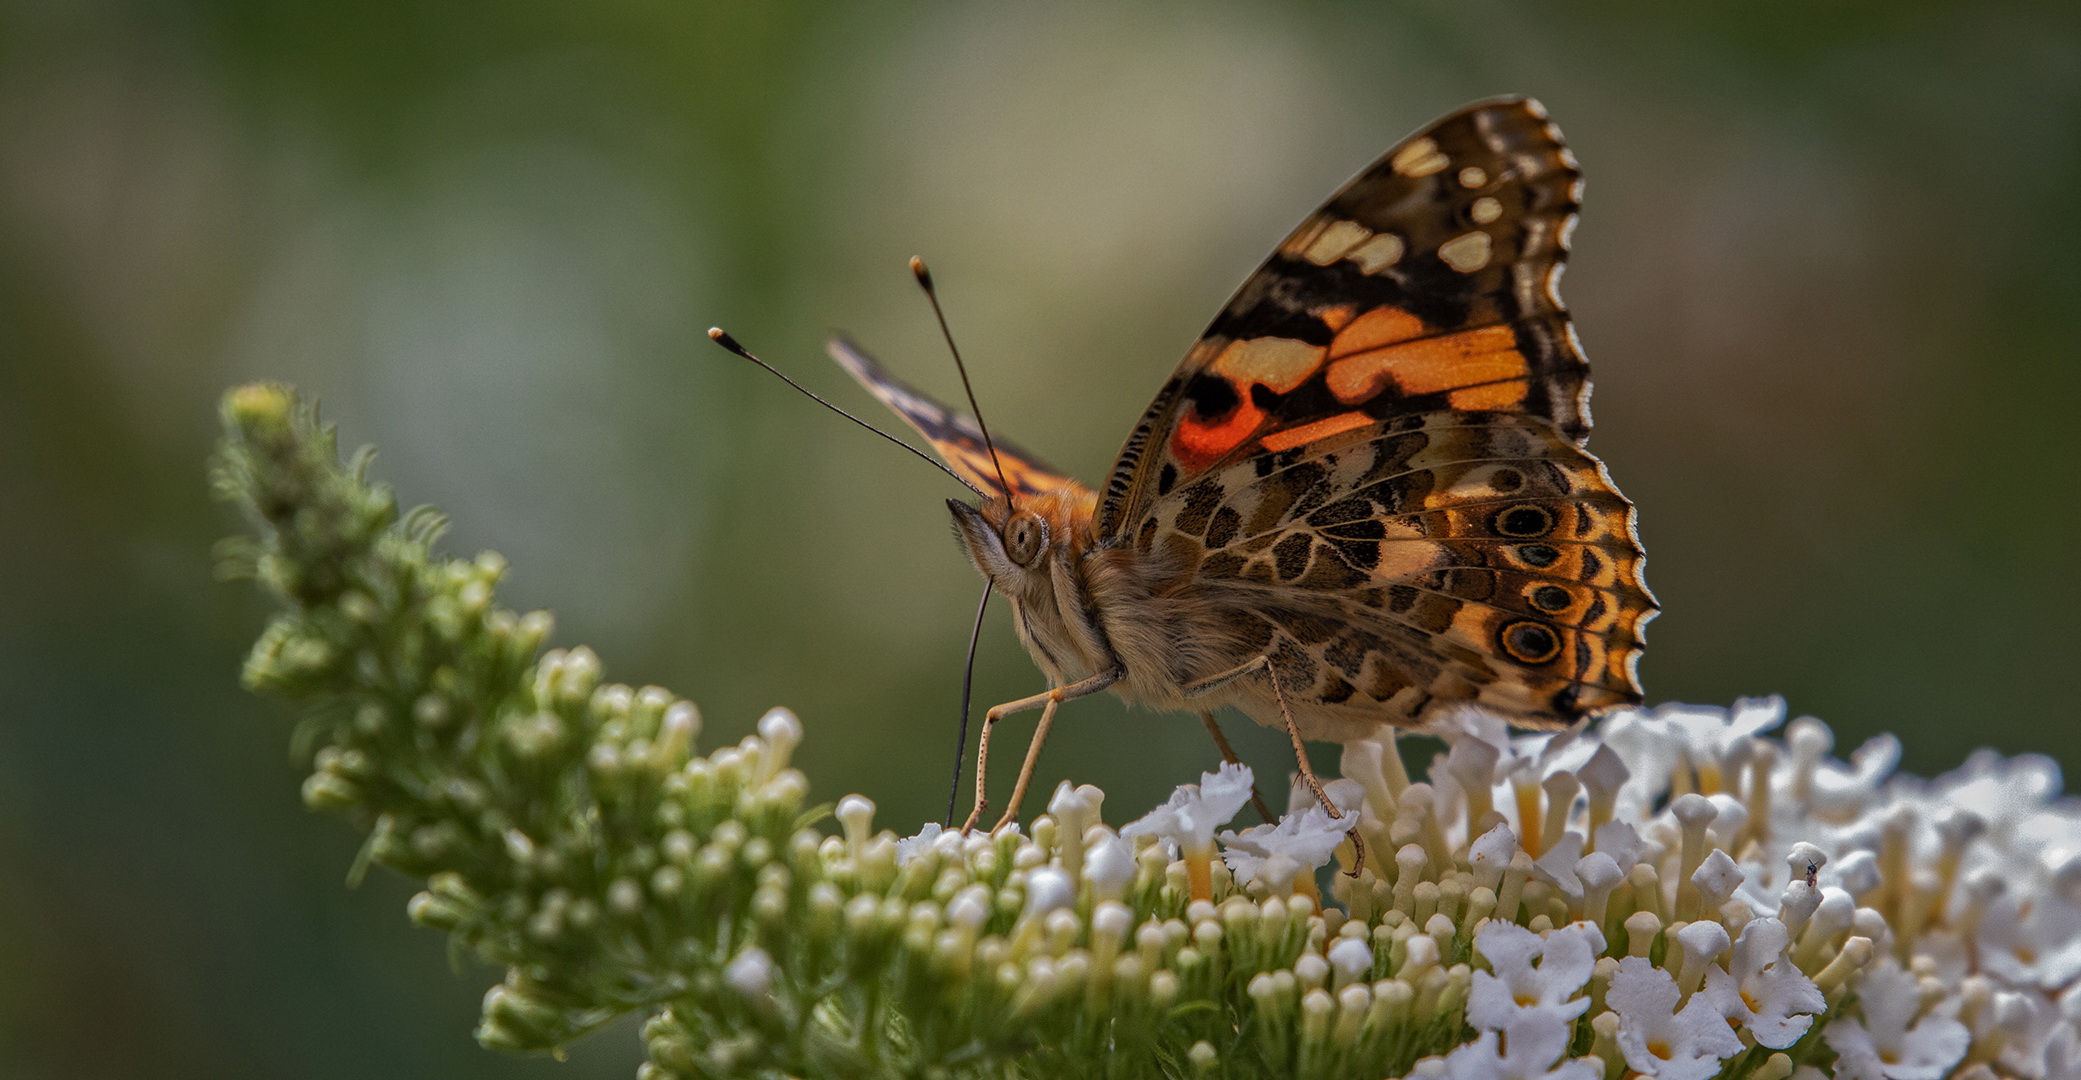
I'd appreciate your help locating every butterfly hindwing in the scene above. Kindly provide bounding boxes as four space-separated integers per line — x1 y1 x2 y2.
828 337 1080 503
1107 98 1653 726
1132 412 1649 725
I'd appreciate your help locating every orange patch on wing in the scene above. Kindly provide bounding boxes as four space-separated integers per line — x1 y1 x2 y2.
1001 460 1055 492
1172 336 1330 471
1448 381 1527 409
1327 306 1427 359
1318 305 1358 333
1175 395 1266 469
1260 410 1373 452
1325 325 1526 404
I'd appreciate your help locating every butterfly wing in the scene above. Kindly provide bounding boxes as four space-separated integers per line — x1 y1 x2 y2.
828 336 1082 502
1104 98 1653 727
1141 412 1650 726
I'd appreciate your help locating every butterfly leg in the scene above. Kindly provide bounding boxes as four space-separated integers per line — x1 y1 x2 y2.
961 667 1121 833
1197 711 1276 823
1183 656 1365 871
1179 655 1338 811
991 695 1060 832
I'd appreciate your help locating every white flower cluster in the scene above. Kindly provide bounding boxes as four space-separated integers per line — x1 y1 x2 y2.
884 698 2081 1079
1383 700 2081 1079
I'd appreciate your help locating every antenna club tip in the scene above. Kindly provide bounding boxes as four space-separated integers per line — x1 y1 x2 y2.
707 327 747 355
909 256 933 289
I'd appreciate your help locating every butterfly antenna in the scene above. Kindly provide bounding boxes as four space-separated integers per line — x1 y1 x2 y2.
945 580 992 827
910 257 1015 504
707 328 971 489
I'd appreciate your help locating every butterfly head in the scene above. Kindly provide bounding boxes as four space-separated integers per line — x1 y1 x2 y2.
944 488 1094 592
945 488 1108 684
947 498 1043 583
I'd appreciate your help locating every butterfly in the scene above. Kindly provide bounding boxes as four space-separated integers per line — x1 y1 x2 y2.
824 97 1655 831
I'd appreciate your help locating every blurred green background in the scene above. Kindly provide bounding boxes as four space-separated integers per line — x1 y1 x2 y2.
3 1 2078 1076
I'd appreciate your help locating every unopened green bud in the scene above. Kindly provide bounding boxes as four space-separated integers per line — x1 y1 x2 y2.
527 901 564 941
406 889 469 930
752 883 789 928
680 759 715 809
478 980 564 1052
352 703 387 735
787 828 821 876
503 711 564 759
426 871 480 906
807 882 844 935
410 822 463 862
1148 970 1179 1009
224 381 294 433
513 611 553 658
367 815 414 868
844 893 878 939
656 701 698 764
412 693 449 729
301 770 359 810
632 685 673 736
756 709 799 776
758 771 809 821
338 589 380 625
558 647 601 704
692 844 732 892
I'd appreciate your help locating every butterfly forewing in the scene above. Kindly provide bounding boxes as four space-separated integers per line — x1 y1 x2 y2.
1103 97 1653 726
829 337 1084 503
1098 97 1592 537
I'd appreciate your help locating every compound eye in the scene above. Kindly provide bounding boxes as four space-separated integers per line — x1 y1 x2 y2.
1004 511 1047 566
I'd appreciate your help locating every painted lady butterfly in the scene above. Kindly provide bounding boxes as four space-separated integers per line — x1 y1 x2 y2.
748 97 1655 831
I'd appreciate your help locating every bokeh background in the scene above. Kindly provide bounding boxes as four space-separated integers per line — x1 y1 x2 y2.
4 1 2078 1076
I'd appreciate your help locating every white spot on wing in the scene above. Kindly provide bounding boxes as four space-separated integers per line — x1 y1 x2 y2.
1391 137 1449 177
1458 166 1488 189
1470 197 1503 224
1438 232 1492 273
1347 233 1404 273
1212 336 1326 392
1301 219 1370 265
